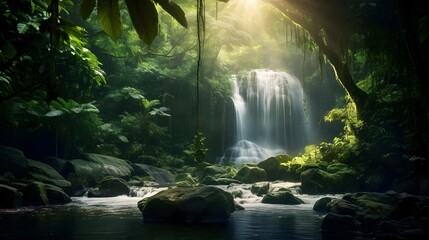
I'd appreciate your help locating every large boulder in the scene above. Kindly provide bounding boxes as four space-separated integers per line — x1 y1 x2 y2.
132 163 174 184
199 165 232 180
88 176 130 197
201 176 240 185
0 145 28 178
26 159 71 191
257 155 296 181
40 157 68 175
319 192 429 239
63 154 134 193
0 184 22 208
301 163 359 194
82 153 134 179
261 191 305 205
20 181 49 206
138 186 236 223
234 165 267 183
175 173 197 187
20 181 71 206
44 184 72 204
313 197 334 213
321 213 358 238
251 182 270 196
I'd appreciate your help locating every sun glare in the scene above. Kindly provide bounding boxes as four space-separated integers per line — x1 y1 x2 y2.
233 0 262 19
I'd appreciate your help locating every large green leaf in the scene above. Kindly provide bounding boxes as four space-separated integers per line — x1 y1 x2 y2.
154 0 187 28
97 0 122 41
125 0 158 45
80 0 96 20
45 109 64 117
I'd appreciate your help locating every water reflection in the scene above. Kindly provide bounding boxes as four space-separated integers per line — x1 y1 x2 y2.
1 194 328 239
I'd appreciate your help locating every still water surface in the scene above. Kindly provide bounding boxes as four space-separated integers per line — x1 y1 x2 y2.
0 185 331 240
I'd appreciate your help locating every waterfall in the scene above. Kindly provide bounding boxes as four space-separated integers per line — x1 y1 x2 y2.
220 69 312 166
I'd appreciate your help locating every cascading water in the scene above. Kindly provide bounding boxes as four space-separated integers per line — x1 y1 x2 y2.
220 69 312 166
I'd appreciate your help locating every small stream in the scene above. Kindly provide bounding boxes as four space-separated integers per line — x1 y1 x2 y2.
0 183 339 240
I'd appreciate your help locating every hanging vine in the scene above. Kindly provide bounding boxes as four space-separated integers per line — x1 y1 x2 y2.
196 0 205 134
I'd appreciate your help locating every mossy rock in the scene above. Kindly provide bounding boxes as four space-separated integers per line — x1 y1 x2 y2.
234 165 267 183
40 157 68 175
300 164 359 194
200 165 229 181
26 159 71 191
132 163 174 184
88 176 130 197
262 191 305 205
82 153 134 179
313 197 334 213
0 145 28 178
45 184 71 204
64 155 134 190
175 173 197 185
138 186 236 223
0 184 22 208
251 182 270 196
201 176 240 185
257 154 294 181
21 181 49 206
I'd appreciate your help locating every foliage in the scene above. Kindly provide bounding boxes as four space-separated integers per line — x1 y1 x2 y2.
44 97 102 157
184 132 208 165
0 0 105 103
79 0 187 44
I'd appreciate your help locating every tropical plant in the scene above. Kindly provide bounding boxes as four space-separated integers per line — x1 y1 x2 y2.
184 132 208 165
79 0 188 44
45 97 101 157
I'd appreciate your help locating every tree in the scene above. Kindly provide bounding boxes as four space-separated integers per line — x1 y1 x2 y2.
262 0 429 158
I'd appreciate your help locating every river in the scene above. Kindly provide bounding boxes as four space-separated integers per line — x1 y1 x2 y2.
0 183 339 240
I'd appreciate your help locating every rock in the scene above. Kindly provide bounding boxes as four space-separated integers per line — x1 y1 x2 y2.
261 191 304 205
300 164 359 194
313 197 334 213
63 154 133 191
132 163 174 184
360 214 387 233
234 165 267 183
321 213 358 237
173 173 191 187
45 184 71 204
175 173 197 186
0 145 28 178
88 176 130 197
328 199 360 217
321 192 429 240
21 181 49 206
201 176 240 185
200 165 228 180
138 186 236 223
82 153 134 179
40 157 68 175
251 182 270 196
257 155 295 181
26 159 71 191
175 173 195 183
235 201 245 210
350 193 396 216
0 184 22 208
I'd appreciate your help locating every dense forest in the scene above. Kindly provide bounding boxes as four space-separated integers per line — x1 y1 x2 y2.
2 0 428 176
1 0 429 239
